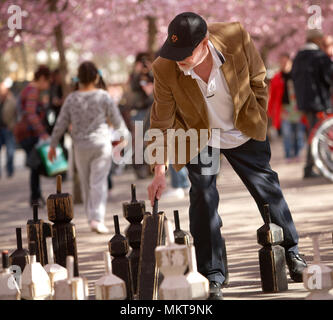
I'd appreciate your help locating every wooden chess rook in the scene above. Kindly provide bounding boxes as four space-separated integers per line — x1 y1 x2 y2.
47 175 79 276
123 184 145 295
257 204 288 293
303 234 333 300
9 228 29 285
44 237 68 297
21 242 52 300
26 204 52 266
95 251 127 300
108 215 133 300
155 220 191 300
137 198 165 300
186 245 209 300
0 251 21 300
54 256 88 300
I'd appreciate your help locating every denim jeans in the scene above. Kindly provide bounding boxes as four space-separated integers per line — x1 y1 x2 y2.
20 136 41 200
169 165 190 189
0 128 16 177
185 138 299 284
280 120 305 158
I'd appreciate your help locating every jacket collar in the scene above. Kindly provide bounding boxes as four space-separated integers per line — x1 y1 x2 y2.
176 37 240 127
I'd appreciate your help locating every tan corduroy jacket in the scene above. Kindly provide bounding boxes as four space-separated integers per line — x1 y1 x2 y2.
148 22 268 172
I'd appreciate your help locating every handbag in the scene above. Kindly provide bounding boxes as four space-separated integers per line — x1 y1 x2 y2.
36 141 68 177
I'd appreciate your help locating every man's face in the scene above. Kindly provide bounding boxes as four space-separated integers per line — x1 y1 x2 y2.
176 38 209 72
279 56 290 71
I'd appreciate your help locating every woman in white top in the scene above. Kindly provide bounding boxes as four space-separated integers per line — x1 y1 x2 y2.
48 61 128 233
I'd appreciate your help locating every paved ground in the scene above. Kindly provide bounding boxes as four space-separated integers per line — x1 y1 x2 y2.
0 137 332 300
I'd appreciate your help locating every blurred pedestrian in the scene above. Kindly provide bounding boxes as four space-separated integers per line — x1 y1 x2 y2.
14 65 51 207
0 80 17 178
48 61 128 234
268 53 304 161
292 29 333 178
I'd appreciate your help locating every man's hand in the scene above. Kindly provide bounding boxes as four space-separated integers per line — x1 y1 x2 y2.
48 146 57 163
147 164 167 206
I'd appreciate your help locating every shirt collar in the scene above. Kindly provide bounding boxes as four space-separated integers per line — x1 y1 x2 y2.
182 40 225 79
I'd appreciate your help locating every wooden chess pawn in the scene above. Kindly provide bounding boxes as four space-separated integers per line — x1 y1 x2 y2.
257 204 288 293
54 256 88 300
109 215 134 300
95 251 127 300
0 251 21 300
155 220 191 300
9 228 29 286
303 234 333 300
123 184 145 295
21 242 52 300
185 245 209 300
43 237 68 297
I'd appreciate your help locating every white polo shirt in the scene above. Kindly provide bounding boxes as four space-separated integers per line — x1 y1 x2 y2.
182 41 250 149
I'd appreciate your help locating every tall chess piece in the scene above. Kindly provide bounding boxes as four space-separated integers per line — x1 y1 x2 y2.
47 175 79 276
109 215 133 300
257 204 288 293
123 184 145 295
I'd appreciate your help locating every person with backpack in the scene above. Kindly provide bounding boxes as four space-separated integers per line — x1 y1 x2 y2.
14 65 51 207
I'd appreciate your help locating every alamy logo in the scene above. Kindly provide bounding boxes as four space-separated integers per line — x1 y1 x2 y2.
307 5 322 30
7 5 27 32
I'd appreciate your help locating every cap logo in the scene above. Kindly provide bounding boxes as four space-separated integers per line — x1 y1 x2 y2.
171 34 178 43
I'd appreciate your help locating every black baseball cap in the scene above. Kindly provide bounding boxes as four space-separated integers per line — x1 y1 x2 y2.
159 12 207 61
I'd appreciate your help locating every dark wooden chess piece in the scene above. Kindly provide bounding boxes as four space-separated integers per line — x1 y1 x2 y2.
173 210 191 245
109 215 134 300
257 204 288 293
47 175 79 276
9 228 29 273
122 184 145 295
137 198 165 300
26 204 52 266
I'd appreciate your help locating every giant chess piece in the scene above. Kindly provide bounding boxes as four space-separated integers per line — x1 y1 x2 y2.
9 228 29 286
0 251 21 300
21 242 52 300
155 220 191 300
26 204 52 266
137 198 165 300
123 184 145 295
95 251 127 300
109 215 134 300
303 234 333 300
257 204 288 293
47 175 79 276
173 210 191 245
54 256 88 300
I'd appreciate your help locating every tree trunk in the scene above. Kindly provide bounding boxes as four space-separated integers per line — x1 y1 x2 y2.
147 16 158 59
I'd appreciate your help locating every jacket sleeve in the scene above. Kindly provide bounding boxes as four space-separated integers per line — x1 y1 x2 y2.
239 23 268 112
147 63 177 172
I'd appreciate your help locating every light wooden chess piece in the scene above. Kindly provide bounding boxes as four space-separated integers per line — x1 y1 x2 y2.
95 251 127 300
155 220 191 300
0 251 21 300
54 256 88 300
21 242 52 300
43 237 67 297
303 234 333 300
185 245 209 300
